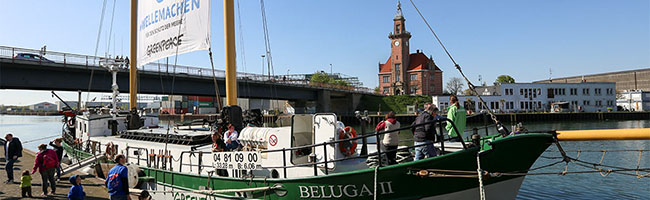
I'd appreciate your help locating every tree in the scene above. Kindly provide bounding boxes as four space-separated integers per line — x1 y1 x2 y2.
310 72 332 84
496 75 515 83
374 87 381 93
445 77 465 95
463 88 475 96
310 72 350 87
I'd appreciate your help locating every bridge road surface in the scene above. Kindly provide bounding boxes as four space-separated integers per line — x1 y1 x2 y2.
0 147 110 199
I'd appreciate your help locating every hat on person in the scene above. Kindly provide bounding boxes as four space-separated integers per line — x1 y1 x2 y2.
69 174 82 185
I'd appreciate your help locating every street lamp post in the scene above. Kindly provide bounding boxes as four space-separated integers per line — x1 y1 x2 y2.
261 55 266 79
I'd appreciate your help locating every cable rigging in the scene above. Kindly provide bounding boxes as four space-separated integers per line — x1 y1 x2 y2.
408 0 509 135
86 0 109 108
259 0 280 112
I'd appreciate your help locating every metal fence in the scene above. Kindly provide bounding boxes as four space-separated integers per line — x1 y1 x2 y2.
0 46 375 94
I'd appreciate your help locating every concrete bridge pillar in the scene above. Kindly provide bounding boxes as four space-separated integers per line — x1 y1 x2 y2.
290 100 308 114
317 90 331 113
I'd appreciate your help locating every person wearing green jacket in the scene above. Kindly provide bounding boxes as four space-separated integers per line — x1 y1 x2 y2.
445 95 466 142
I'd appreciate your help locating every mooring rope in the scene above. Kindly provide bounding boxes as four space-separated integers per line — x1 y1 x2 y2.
374 166 379 200
476 152 486 200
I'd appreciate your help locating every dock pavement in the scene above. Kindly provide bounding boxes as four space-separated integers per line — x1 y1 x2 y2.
0 147 109 199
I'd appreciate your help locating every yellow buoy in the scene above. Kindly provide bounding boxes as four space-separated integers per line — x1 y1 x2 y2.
556 128 650 141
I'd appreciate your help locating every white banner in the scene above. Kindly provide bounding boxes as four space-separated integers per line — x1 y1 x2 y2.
137 0 210 66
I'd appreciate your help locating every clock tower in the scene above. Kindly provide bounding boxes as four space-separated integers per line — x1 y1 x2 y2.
378 1 442 96
388 1 411 95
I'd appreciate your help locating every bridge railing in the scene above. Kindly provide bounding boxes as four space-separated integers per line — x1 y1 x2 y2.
0 46 375 94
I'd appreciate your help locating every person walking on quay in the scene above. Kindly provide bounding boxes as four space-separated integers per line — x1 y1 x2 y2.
49 138 64 181
376 111 400 165
4 133 23 184
106 154 130 200
445 95 467 142
411 104 438 160
68 174 86 200
32 144 59 196
20 170 33 198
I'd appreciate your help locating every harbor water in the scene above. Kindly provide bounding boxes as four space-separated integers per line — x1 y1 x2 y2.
1 115 648 199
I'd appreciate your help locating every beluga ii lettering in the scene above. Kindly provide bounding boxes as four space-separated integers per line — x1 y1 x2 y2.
298 182 394 198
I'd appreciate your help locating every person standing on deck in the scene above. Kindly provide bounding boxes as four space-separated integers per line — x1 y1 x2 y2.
49 138 64 181
411 104 438 160
32 144 59 196
106 154 130 200
4 133 22 184
445 95 467 142
376 111 400 165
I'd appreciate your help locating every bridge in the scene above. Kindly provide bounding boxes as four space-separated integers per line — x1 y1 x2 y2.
0 46 380 113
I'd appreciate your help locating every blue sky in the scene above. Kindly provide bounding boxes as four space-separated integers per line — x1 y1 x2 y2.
0 0 648 105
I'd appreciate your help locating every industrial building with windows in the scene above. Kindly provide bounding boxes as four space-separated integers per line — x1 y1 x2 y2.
432 82 617 113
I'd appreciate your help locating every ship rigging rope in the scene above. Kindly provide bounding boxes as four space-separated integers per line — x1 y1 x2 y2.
208 49 223 110
260 0 280 108
408 0 505 130
86 0 109 105
21 135 60 144
237 0 252 98
413 148 650 179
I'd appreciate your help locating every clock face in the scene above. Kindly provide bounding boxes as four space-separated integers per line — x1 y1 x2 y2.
394 41 400 46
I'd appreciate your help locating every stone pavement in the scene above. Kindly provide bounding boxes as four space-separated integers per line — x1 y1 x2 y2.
1 147 109 199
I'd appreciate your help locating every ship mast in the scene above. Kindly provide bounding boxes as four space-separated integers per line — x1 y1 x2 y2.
129 0 138 109
224 0 237 105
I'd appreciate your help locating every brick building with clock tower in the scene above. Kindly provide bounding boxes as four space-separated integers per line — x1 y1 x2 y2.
378 2 443 96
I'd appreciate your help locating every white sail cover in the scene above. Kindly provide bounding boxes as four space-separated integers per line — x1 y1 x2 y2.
137 0 210 66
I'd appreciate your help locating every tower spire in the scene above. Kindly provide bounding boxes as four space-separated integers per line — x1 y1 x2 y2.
395 1 404 19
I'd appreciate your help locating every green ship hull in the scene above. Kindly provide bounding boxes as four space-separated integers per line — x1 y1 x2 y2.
107 133 553 199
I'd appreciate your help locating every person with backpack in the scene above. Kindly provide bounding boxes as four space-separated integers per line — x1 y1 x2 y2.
4 133 23 184
32 144 59 196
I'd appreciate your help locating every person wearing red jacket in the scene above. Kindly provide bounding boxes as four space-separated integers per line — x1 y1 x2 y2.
32 144 59 196
376 112 401 165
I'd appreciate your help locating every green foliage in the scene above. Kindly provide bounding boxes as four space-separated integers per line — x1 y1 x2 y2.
496 75 515 83
310 72 350 86
310 72 332 84
357 95 432 114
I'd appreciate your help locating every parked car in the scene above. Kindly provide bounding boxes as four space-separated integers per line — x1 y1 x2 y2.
13 53 54 63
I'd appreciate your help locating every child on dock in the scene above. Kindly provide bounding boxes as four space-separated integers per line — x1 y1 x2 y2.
67 175 86 200
20 170 32 198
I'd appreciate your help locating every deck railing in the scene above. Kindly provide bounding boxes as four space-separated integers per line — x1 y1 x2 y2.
166 118 469 178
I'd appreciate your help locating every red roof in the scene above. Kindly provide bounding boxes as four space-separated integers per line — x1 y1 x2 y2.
379 57 392 73
379 52 440 73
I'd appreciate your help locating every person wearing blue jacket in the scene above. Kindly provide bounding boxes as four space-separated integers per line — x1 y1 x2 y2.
67 175 85 200
105 154 130 200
